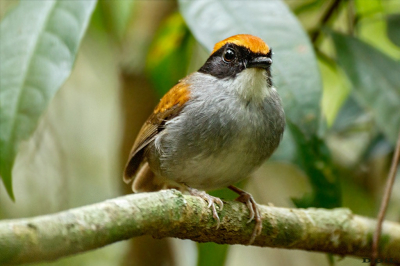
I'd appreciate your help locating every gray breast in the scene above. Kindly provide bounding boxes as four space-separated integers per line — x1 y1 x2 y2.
148 76 285 190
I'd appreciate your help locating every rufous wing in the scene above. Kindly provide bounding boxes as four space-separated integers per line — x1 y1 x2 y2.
123 80 190 183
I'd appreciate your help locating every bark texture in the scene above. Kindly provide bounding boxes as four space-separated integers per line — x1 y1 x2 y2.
0 190 399 264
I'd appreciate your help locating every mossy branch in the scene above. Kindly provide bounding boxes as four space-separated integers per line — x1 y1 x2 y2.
1 190 399 264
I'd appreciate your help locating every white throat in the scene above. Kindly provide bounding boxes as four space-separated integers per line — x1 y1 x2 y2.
227 68 270 103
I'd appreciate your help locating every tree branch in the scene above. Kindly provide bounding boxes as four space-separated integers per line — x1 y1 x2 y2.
1 190 399 265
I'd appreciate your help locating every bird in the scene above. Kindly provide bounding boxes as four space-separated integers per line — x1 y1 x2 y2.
123 34 285 244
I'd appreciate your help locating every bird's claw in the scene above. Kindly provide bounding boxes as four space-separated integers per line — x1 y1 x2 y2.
231 187 262 245
187 188 223 229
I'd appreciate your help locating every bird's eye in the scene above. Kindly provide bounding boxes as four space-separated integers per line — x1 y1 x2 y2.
223 48 236 62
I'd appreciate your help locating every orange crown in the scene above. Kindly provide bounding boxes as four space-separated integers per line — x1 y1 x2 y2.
212 34 270 55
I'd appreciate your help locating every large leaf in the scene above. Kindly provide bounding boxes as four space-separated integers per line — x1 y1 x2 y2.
331 32 400 144
0 0 97 199
179 0 322 138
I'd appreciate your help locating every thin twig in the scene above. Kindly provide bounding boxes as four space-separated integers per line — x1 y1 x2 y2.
371 131 400 266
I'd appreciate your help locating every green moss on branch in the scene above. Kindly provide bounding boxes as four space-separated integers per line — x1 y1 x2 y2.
0 190 399 264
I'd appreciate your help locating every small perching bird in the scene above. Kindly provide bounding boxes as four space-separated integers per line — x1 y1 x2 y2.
123 34 285 244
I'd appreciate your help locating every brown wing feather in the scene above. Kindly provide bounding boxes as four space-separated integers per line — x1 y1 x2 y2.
123 81 190 183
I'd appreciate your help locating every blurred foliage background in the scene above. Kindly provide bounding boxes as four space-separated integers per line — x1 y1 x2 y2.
0 0 399 265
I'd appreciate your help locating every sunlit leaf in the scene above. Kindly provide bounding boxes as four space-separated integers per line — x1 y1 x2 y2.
293 0 325 14
0 0 97 199
146 13 194 96
331 32 400 144
355 0 383 17
319 59 350 127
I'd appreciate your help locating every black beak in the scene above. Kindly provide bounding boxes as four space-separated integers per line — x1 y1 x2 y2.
247 57 272 69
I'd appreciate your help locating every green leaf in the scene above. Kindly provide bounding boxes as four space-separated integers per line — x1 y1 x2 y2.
179 0 322 137
355 0 383 18
288 121 341 208
197 242 228 266
293 0 325 15
319 59 350 127
0 0 97 200
331 96 365 133
387 14 400 47
100 0 136 41
146 13 194 96
331 32 400 144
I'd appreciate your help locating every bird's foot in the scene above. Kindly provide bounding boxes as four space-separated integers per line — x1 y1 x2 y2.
187 187 224 229
228 185 262 245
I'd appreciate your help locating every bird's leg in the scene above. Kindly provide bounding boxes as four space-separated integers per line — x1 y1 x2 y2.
228 185 262 244
186 187 224 229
